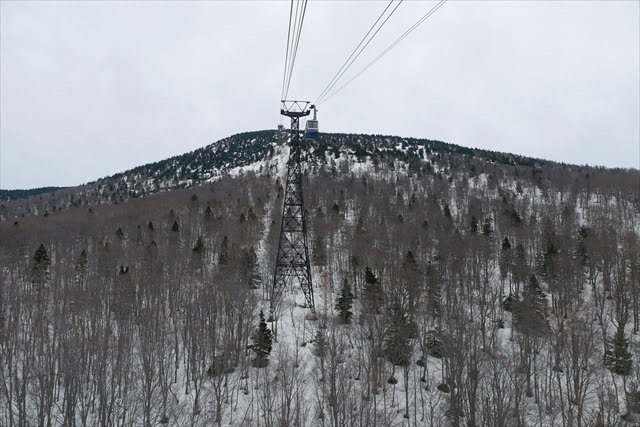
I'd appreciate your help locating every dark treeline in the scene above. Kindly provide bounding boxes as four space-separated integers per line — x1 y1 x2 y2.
1 141 639 426
0 187 67 202
3 130 636 222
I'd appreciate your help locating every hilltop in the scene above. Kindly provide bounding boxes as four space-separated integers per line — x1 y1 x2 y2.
1 130 639 426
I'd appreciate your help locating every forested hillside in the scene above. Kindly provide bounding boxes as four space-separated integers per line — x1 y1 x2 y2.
3 130 635 221
1 134 639 426
0 187 66 203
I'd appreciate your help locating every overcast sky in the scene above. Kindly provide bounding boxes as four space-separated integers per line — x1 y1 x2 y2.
1 0 638 189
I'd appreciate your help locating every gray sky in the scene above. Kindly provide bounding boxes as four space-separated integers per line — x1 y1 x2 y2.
1 0 638 189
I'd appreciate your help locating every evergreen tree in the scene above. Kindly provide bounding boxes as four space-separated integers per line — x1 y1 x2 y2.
74 249 88 283
75 249 88 270
335 278 354 324
32 243 51 286
250 311 273 367
147 221 154 231
443 203 452 221
240 247 261 288
501 237 512 251
576 225 590 266
515 274 548 335
500 237 512 283
218 235 229 265
34 243 50 264
204 204 214 221
171 220 180 232
605 323 633 376
469 215 479 234
115 226 124 238
247 207 257 221
512 243 528 288
192 235 205 255
384 302 413 367
425 261 442 318
481 217 493 236
363 266 383 313
402 250 418 271
313 327 327 357
425 329 446 358
511 210 523 225
312 234 327 266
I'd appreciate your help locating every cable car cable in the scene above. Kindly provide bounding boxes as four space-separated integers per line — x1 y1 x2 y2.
314 0 400 105
315 0 402 105
284 0 308 100
322 0 447 105
283 0 301 99
280 0 295 100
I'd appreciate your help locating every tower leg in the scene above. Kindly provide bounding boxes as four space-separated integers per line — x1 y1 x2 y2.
270 115 315 320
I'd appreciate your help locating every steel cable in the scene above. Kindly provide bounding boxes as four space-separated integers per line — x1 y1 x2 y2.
322 0 447 105
314 0 401 105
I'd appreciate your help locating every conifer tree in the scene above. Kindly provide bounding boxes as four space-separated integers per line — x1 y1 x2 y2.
443 203 452 220
171 220 179 232
192 235 205 255
248 207 257 221
74 249 88 283
250 311 273 367
482 217 493 236
335 278 354 324
516 274 548 335
605 323 633 376
364 266 383 313
425 261 442 318
218 235 229 265
32 243 51 286
312 234 327 266
384 302 413 368
34 243 50 264
500 237 512 283
469 215 479 234
501 237 511 251
313 327 327 357
402 250 418 271
204 204 214 221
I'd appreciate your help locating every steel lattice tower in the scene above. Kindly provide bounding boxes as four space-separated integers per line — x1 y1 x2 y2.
270 101 315 319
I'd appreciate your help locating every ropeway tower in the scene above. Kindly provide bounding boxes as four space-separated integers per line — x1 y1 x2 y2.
270 100 315 319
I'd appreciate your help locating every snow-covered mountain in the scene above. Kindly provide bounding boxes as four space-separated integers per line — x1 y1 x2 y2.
3 129 624 219
1 130 639 426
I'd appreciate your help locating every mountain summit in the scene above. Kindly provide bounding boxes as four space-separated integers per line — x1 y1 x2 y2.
1 130 635 220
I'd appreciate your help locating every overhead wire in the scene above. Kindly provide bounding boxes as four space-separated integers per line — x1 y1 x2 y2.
314 0 401 105
322 0 447 105
283 0 308 101
280 0 295 101
284 0 300 99
314 0 394 104
282 0 300 100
